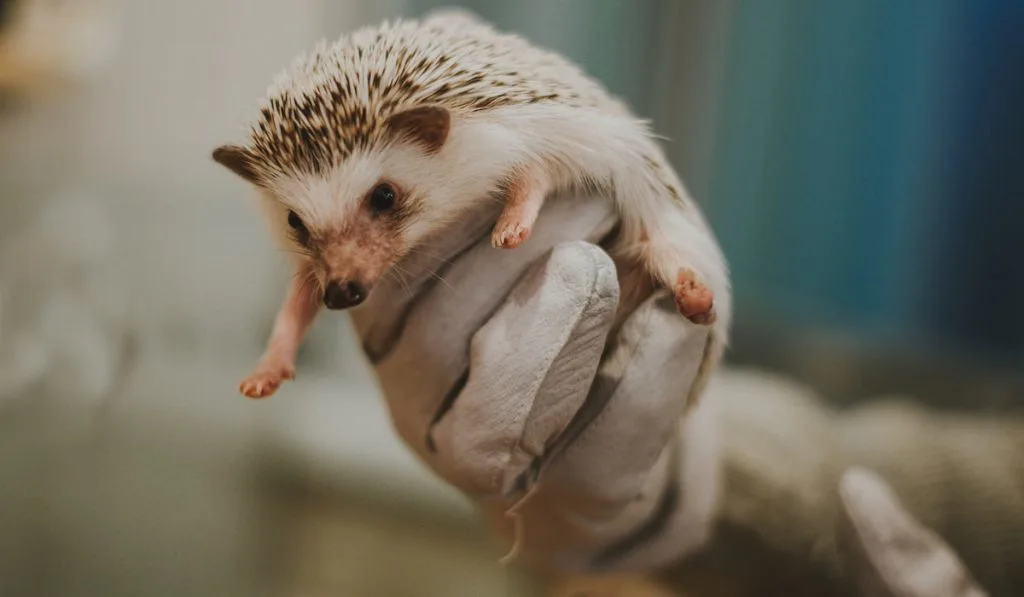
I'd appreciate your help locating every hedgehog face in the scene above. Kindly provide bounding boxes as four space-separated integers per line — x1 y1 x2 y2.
272 170 420 310
214 104 500 309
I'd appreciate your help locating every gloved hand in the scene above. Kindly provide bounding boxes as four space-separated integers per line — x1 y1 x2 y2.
347 190 999 597
349 192 721 574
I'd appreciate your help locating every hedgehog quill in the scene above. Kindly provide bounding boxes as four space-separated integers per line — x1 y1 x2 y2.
213 10 731 399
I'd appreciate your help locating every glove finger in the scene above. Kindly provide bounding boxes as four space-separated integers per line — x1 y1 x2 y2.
540 289 711 506
353 195 618 463
484 290 714 570
838 467 989 597
429 240 620 496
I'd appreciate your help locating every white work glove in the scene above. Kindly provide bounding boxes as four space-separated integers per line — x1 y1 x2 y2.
349 193 719 574
348 190 995 597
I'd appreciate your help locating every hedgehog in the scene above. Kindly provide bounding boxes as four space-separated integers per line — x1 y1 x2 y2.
212 9 731 399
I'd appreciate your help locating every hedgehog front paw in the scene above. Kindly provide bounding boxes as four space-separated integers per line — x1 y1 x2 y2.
491 220 532 249
239 357 295 399
674 268 716 325
492 171 546 249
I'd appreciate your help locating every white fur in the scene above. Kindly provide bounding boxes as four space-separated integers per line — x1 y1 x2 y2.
480 104 731 334
257 100 732 343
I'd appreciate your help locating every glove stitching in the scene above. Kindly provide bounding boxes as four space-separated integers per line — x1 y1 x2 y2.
425 243 609 465
420 238 553 454
424 368 469 453
504 250 621 496
590 432 685 569
550 290 663 465
499 244 617 564
361 225 492 364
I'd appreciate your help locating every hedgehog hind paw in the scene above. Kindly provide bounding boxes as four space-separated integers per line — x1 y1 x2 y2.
673 268 716 325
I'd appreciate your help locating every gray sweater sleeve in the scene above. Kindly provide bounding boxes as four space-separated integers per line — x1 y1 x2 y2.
658 370 1024 597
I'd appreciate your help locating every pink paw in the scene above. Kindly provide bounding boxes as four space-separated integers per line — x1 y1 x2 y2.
491 221 531 249
239 359 295 399
673 269 716 325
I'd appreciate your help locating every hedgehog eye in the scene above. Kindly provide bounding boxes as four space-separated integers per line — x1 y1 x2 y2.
287 210 305 231
287 210 309 243
369 183 397 214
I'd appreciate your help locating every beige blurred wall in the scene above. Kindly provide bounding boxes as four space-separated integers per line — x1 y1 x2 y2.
73 0 361 195
3 0 335 192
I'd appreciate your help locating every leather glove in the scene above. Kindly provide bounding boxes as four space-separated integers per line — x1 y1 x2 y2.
349 192 720 574
346 190 997 597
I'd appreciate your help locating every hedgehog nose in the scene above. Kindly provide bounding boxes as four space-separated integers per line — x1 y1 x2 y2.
323 280 366 310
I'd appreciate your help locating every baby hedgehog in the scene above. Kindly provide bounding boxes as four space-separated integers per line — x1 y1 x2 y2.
213 10 731 399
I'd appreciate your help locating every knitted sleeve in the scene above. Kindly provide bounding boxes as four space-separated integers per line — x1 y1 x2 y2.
658 370 1024 597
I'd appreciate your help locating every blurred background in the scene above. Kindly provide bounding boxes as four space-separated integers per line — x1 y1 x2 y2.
0 0 1021 596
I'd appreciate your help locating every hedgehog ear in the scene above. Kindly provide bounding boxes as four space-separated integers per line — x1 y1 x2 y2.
212 145 262 185
385 105 450 154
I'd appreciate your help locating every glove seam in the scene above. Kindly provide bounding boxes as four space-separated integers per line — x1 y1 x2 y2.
501 242 618 497
589 432 685 569
360 220 494 364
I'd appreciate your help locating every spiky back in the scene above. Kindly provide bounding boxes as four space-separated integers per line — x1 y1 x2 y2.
245 14 620 178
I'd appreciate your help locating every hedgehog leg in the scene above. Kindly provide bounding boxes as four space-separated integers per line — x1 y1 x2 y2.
673 268 716 325
492 166 551 250
240 265 321 399
636 224 720 326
